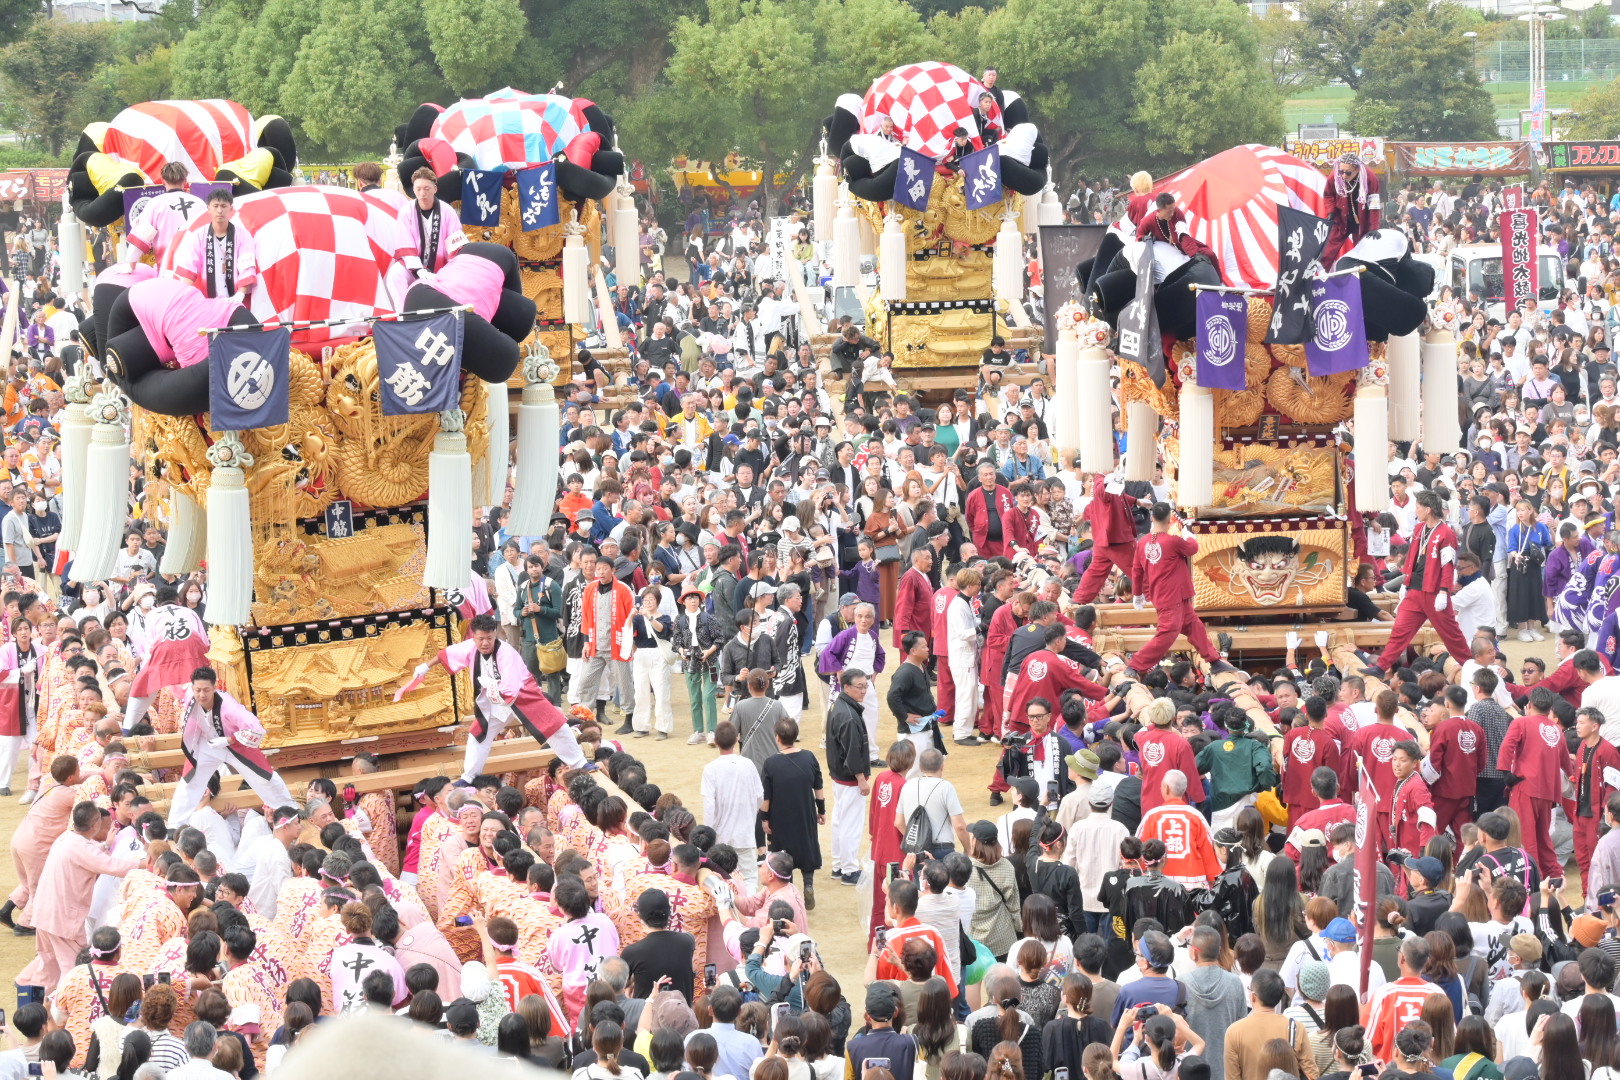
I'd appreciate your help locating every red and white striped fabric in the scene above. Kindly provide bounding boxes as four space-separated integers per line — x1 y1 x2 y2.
101 100 255 184
861 62 1001 159
1151 144 1330 290
164 187 414 347
431 88 588 171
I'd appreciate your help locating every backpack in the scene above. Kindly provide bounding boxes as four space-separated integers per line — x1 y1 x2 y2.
901 779 946 854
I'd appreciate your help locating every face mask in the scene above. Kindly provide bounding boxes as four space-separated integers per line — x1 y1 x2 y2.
140 596 155 610
83 590 99 604
31 501 44 513
976 435 988 447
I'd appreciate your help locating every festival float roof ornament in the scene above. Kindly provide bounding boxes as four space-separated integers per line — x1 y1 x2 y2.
68 99 298 226
1151 144 1329 291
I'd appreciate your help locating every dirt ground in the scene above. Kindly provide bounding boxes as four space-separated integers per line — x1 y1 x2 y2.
0 633 1567 993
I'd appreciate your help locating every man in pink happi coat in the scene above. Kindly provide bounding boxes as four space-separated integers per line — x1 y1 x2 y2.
166 667 294 830
1 754 82 932
22 799 143 992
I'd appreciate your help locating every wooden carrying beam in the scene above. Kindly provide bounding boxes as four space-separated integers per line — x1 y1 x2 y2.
138 746 558 814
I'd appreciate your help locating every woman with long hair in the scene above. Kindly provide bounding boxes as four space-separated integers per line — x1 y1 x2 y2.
1041 973 1115 1080
1235 806 1273 882
862 485 911 623
1419 993 1456 1064
942 1053 988 1080
1536 1014 1584 1080
1422 934 1465 1021
115 1030 152 1080
1252 857 1308 970
1014 893 1074 979
907 977 958 1080
1580 995 1620 1079
1441 1017 1501 1080
498 1012 535 1064
802 1012 841 1080
1255 1038 1300 1078
86 972 145 1077
1435 914 1487 1013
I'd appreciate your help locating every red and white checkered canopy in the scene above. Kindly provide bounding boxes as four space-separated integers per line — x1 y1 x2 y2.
1152 145 1330 290
101 99 255 184
166 186 413 347
861 62 1001 159
430 88 589 171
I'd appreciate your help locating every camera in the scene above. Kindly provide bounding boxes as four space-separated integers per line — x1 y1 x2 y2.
1135 1005 1158 1019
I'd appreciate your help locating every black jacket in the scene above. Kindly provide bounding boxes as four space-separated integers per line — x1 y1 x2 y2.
623 929 696 1001
826 690 872 784
717 632 776 696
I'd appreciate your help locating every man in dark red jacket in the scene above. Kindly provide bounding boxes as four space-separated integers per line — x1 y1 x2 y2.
1421 687 1485 845
1136 193 1217 262
1324 152 1382 265
1373 492 1472 672
1136 696 1205 815
1281 694 1342 827
1073 472 1141 604
893 548 934 650
1127 503 1228 677
1570 703 1620 889
963 461 1028 559
1513 629 1611 707
1497 686 1575 876
1346 690 1412 855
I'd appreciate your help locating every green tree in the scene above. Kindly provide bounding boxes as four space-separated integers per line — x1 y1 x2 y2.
1567 77 1620 139
1278 0 1425 92
636 0 927 214
0 20 109 155
1256 7 1321 94
170 0 246 99
1134 31 1283 159
423 0 524 96
227 0 324 117
1352 6 1495 140
978 0 1280 177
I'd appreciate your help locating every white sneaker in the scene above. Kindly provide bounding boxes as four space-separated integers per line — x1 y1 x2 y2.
686 732 706 745
1531 629 1545 641
17 790 34 805
705 732 715 746
1518 629 1534 642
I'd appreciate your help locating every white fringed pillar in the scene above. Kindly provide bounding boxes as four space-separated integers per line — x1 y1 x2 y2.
1124 401 1157 483
1051 324 1082 462
813 151 838 245
424 407 472 592
0 274 17 368
993 207 1024 305
57 198 84 299
879 212 908 302
483 380 510 508
58 370 92 552
1422 324 1461 455
69 390 131 585
1355 381 1390 515
509 345 561 535
831 185 861 289
159 488 204 576
1387 331 1421 444
1178 375 1214 509
199 431 252 625
612 177 639 287
561 210 593 326
1076 337 1115 474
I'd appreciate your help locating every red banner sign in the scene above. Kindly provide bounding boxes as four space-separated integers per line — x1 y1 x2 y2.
1501 207 1539 313
1502 185 1524 209
0 169 68 204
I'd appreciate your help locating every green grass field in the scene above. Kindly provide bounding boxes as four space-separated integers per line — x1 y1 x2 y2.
1282 80 1602 129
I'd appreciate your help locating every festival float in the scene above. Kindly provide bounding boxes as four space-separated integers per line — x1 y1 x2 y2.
1063 144 1445 663
54 97 618 804
821 62 1056 392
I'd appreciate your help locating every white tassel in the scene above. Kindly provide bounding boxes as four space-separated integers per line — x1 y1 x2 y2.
879 212 908 302
1421 327 1461 454
424 411 472 592
1177 377 1214 509
1124 401 1156 483
562 211 592 326
831 185 861 289
593 267 622 351
856 211 876 259
57 386 92 551
509 347 560 535
1020 191 1039 237
613 181 639 286
1076 341 1115 475
1355 384 1390 514
57 201 84 299
484 379 509 507
0 276 17 367
69 392 132 584
993 210 1024 304
1387 331 1421 444
159 488 204 576
200 432 253 625
813 156 838 245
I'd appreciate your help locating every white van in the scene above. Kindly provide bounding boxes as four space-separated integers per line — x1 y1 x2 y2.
1442 242 1566 321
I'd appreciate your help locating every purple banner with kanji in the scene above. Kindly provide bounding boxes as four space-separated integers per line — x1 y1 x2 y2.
1304 274 1367 376
1194 290 1249 390
893 147 935 211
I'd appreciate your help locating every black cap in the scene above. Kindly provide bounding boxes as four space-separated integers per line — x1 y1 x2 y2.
967 820 997 845
637 888 671 925
864 981 900 1021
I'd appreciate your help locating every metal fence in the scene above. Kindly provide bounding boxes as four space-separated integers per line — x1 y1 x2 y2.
1474 39 1620 83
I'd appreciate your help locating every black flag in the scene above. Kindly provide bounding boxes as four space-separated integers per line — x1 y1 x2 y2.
1266 205 1331 346
1117 240 1163 385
